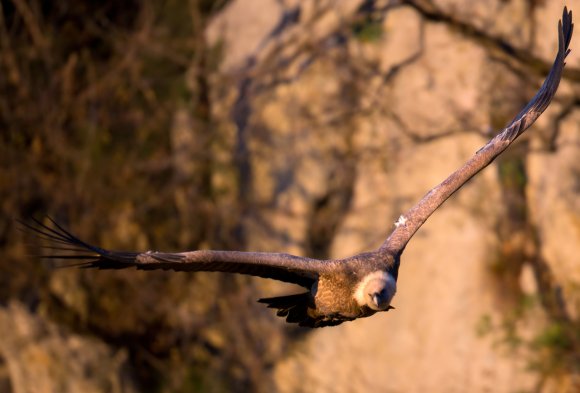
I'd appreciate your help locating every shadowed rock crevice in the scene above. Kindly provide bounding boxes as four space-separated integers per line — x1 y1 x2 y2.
0 354 12 393
306 162 356 260
492 138 579 382
404 0 580 81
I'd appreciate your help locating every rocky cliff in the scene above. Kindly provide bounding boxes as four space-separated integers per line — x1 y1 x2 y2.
1 0 578 392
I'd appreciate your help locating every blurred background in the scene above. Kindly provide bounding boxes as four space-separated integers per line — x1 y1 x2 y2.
1 0 579 392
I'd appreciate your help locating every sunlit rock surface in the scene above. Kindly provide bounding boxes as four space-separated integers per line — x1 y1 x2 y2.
0 302 136 393
208 0 580 392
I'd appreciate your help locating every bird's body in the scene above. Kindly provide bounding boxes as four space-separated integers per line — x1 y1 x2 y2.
294 252 397 327
24 8 573 327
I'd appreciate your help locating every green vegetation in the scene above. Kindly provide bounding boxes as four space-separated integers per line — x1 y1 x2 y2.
352 17 384 43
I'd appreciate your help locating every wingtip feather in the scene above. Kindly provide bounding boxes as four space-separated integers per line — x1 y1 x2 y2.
561 6 574 56
20 216 139 269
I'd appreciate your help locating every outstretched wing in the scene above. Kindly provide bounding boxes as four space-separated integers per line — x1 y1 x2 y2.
22 217 329 288
381 7 573 255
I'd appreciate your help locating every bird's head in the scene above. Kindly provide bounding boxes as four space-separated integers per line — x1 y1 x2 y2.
355 271 397 311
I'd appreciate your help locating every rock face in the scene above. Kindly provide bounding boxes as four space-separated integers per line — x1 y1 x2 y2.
0 302 136 393
207 0 580 391
3 1 578 392
528 110 580 319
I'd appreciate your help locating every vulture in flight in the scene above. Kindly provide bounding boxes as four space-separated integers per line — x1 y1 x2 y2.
24 8 573 327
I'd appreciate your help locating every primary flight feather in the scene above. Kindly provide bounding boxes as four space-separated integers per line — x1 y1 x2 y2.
25 8 573 328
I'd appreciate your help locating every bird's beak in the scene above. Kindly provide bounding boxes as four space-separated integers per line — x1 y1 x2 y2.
372 294 380 308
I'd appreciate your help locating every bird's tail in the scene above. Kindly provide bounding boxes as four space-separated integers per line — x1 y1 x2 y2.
258 293 314 326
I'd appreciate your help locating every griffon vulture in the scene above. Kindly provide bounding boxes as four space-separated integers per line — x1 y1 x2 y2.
24 8 573 327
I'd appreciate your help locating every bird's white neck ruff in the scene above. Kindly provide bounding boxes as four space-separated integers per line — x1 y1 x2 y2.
353 271 395 306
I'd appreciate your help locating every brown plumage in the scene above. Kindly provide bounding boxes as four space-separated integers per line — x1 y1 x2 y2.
23 8 573 327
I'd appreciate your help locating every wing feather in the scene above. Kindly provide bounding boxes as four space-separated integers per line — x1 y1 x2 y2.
23 217 329 288
381 7 573 254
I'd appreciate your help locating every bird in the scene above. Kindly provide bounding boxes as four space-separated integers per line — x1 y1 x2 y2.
23 8 573 328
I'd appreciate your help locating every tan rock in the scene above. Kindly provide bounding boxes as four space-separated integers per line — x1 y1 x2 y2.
205 0 580 391
0 302 136 393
